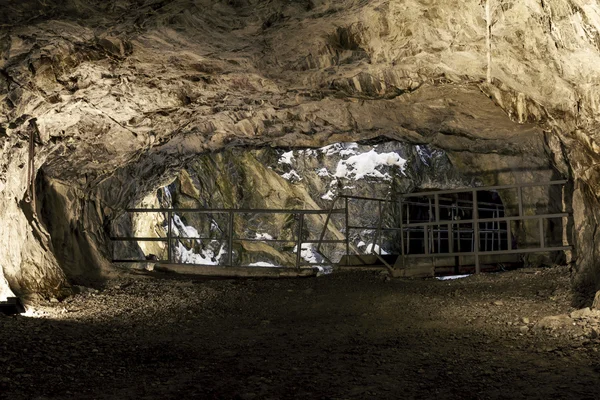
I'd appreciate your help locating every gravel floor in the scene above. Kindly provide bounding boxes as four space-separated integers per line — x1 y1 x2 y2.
1 266 599 399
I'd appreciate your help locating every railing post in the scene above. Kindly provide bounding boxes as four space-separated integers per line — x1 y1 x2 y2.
406 202 410 255
517 185 523 217
539 217 545 248
345 197 349 266
399 198 405 257
167 210 172 263
227 210 234 267
376 200 385 255
448 222 453 254
507 219 512 250
296 213 304 270
473 190 480 274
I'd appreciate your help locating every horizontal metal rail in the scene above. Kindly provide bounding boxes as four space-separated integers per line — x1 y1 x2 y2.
124 207 346 214
401 246 571 258
399 213 569 228
339 179 567 203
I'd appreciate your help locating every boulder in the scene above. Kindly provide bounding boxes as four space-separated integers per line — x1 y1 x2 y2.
592 291 600 310
535 315 573 330
570 307 594 319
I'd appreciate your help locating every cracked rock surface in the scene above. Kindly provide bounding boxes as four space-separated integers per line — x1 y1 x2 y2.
1 0 600 298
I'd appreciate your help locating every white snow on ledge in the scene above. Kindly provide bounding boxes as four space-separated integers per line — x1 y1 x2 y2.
281 170 302 181
321 190 335 200
248 262 280 267
436 274 471 281
334 149 406 181
278 151 295 165
365 243 389 255
174 241 226 265
320 142 358 156
255 232 274 240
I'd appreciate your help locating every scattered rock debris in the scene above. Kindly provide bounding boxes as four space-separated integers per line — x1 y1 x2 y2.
1 266 599 399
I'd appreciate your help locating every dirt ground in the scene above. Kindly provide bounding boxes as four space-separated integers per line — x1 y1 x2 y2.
1 266 600 400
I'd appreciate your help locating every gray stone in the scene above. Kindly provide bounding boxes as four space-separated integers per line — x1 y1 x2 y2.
592 291 600 310
570 307 593 319
535 315 573 330
519 325 529 333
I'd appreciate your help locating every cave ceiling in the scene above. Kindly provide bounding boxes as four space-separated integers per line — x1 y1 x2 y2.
1 0 600 192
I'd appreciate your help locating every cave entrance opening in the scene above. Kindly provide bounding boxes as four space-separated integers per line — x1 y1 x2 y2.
110 206 347 275
110 179 571 278
339 179 572 277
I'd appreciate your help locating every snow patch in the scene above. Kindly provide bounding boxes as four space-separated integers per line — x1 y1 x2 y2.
255 232 274 240
248 262 280 267
162 186 173 204
436 274 471 281
320 142 358 156
169 213 226 265
293 243 323 264
314 265 333 276
321 190 335 200
317 168 330 177
300 149 316 157
278 151 295 165
281 170 302 181
174 241 226 265
416 145 430 166
171 214 200 242
334 149 406 181
365 243 389 255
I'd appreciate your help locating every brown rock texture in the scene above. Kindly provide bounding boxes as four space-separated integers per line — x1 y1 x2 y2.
1 0 600 300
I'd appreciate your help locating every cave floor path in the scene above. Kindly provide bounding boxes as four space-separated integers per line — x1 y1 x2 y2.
1 266 599 400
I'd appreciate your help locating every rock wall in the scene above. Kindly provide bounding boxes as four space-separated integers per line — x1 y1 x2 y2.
38 176 112 286
1 0 600 302
0 134 68 300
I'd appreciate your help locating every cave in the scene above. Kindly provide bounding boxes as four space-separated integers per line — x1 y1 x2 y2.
2 1 600 398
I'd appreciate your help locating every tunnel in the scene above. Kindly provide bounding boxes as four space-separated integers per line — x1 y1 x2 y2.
1 1 600 399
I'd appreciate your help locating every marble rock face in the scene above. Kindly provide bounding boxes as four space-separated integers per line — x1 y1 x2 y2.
1 0 600 301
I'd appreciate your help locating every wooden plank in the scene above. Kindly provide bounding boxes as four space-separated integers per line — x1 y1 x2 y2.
154 264 318 278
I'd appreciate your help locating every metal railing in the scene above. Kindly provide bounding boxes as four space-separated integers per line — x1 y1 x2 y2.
339 179 571 273
111 207 346 269
111 180 571 274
